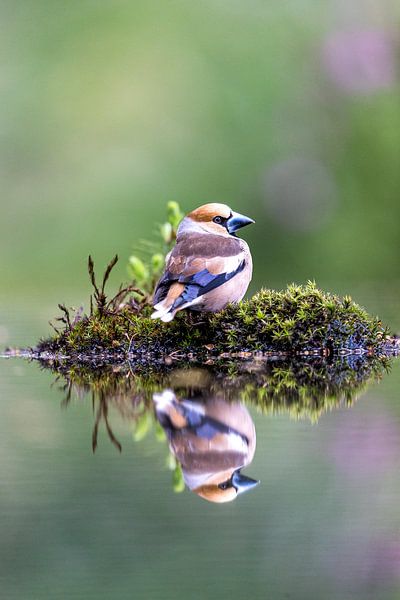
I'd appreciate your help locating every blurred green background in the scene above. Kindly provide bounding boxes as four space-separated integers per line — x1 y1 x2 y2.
1 0 399 340
1 4 400 599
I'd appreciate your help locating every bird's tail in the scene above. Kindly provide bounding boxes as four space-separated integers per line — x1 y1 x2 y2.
153 390 188 429
151 301 175 322
153 389 176 411
151 282 185 322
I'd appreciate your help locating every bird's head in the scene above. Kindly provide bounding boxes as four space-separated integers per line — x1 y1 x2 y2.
178 203 254 238
194 469 260 503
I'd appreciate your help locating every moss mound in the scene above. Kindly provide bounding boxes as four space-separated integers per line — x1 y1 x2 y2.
37 282 392 360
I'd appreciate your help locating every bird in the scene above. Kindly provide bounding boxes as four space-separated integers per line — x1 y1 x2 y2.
151 203 254 322
153 389 259 503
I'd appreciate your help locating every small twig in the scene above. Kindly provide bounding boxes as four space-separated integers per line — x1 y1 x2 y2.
92 405 102 453
106 284 144 313
87 254 120 318
91 392 122 453
58 304 72 330
126 333 135 355
102 401 122 453
88 256 99 296
48 320 60 334
60 382 72 408
101 254 118 295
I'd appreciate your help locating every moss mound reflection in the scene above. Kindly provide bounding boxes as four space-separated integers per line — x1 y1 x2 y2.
48 353 390 423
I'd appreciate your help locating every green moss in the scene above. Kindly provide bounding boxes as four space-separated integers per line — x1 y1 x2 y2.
38 281 394 359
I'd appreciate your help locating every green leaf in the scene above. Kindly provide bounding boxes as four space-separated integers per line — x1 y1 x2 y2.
172 464 185 493
155 420 167 441
127 256 149 285
132 412 152 441
151 253 164 274
160 222 173 244
167 201 184 230
166 453 177 470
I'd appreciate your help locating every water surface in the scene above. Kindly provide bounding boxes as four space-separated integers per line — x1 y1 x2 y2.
1 301 400 600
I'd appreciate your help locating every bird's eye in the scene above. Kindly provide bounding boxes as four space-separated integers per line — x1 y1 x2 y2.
218 481 230 490
213 216 224 225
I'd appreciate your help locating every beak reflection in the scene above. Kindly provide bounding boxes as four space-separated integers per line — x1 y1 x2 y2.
153 390 259 503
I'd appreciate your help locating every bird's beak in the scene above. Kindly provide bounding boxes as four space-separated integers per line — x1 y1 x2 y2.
232 470 260 495
227 211 255 234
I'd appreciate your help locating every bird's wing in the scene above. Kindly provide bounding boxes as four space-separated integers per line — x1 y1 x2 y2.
153 234 245 310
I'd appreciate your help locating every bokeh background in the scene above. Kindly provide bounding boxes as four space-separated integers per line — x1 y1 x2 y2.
1 0 400 346
2 3 400 600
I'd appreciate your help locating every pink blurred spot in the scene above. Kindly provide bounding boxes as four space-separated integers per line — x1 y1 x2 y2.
322 29 396 94
328 535 400 586
372 539 400 579
330 409 400 478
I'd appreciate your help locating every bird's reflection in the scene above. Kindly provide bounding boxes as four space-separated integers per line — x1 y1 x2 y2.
53 356 394 502
153 390 259 503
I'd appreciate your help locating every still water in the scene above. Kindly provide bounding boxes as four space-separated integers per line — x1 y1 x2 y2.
1 302 400 600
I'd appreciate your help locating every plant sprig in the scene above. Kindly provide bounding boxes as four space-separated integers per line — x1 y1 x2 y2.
127 201 184 295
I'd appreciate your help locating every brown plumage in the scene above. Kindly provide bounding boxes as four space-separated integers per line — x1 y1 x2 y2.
151 203 254 322
153 390 259 503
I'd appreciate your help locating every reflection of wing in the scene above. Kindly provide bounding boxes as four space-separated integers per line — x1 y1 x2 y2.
155 395 249 443
154 394 204 431
153 234 245 311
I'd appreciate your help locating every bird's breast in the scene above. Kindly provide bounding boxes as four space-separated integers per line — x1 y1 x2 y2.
196 258 252 312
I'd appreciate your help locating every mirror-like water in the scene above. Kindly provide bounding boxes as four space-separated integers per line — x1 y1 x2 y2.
1 299 400 600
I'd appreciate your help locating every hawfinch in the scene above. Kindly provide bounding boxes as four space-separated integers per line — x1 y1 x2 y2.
151 203 254 322
153 390 259 503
